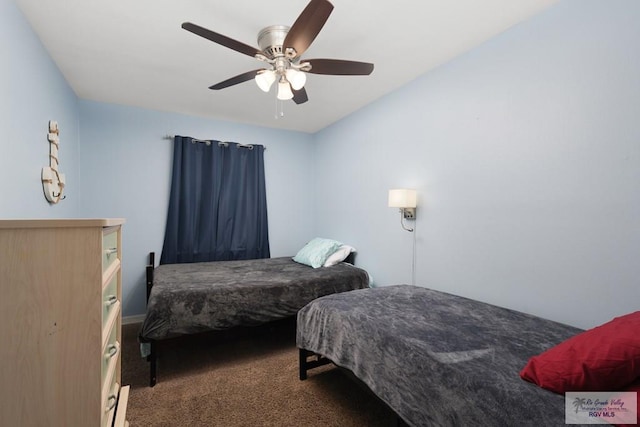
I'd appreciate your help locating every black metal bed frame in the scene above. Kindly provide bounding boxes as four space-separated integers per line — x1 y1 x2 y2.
142 251 359 387
298 348 332 380
298 348 409 426
143 252 158 386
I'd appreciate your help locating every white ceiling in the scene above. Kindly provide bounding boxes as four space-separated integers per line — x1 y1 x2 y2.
16 0 559 133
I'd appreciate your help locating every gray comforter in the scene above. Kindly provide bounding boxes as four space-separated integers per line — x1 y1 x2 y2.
140 257 369 341
297 285 584 427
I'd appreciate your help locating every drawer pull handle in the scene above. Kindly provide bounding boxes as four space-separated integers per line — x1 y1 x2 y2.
104 295 118 307
105 342 120 360
105 394 117 412
105 247 118 258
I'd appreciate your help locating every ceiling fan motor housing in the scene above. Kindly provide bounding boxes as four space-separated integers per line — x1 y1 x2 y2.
257 25 291 59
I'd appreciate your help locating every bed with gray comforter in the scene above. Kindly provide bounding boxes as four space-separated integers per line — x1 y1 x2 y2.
140 255 369 386
141 256 369 340
297 285 584 426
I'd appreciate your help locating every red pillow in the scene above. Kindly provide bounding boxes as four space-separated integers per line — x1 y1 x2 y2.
520 311 640 393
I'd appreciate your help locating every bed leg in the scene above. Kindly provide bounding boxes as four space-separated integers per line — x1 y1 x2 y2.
145 252 157 386
299 348 333 380
146 258 154 302
149 340 157 387
299 348 309 381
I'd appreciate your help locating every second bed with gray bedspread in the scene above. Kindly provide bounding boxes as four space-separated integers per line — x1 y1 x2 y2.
297 285 584 426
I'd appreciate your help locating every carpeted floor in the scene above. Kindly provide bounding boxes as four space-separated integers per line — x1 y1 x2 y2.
122 319 398 426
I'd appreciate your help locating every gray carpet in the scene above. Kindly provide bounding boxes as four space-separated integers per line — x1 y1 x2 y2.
122 319 398 426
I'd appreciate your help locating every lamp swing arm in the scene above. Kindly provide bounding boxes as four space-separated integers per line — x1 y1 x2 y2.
399 208 414 232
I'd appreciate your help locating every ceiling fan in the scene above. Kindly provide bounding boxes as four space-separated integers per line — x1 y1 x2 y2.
181 0 374 104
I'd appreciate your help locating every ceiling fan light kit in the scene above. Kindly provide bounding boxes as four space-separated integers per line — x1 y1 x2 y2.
277 78 294 100
285 68 306 90
181 0 374 106
255 70 276 92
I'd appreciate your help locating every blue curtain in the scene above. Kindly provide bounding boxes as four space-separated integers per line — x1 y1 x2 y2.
160 136 270 264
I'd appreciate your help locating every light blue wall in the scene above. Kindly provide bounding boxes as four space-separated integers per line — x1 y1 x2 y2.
78 100 315 316
314 0 640 329
1 0 80 217
4 0 639 327
2 0 315 318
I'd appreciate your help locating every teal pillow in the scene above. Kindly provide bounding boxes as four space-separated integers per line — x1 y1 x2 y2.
293 238 342 268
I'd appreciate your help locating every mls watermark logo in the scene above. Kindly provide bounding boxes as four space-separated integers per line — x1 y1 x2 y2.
566 391 637 424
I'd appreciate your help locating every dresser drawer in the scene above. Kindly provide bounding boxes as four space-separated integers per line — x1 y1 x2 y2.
102 273 119 326
102 228 119 272
102 323 120 384
103 382 129 427
102 379 120 427
114 385 130 427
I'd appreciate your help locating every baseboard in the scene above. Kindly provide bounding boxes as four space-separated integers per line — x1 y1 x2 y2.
123 314 145 325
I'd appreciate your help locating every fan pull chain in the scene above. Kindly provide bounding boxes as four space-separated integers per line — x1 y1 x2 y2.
274 97 285 119
274 95 278 119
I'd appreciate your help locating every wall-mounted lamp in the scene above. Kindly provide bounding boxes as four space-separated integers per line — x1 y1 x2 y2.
388 188 417 232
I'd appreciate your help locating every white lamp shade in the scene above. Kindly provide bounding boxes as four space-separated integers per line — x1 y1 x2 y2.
388 189 417 208
285 69 307 90
255 70 276 92
277 80 294 100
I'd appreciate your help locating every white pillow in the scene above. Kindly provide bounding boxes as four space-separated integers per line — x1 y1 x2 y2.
323 245 356 267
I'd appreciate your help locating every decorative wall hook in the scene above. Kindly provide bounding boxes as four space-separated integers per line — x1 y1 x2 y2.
42 120 66 203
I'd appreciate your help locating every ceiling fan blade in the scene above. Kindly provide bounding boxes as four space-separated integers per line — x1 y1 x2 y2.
182 22 262 58
305 58 374 76
292 87 309 104
209 69 264 90
283 0 334 58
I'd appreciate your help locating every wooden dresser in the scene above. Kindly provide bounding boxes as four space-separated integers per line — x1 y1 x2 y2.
0 219 129 427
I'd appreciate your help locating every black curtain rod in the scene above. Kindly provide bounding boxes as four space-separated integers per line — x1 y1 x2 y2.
163 134 265 150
